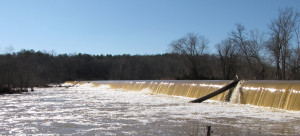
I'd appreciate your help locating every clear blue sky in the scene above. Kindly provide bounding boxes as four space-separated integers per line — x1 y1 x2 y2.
0 0 299 55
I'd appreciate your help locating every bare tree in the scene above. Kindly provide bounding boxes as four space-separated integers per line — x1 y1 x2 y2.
230 24 265 79
216 38 239 79
267 8 299 79
287 26 300 79
170 33 209 79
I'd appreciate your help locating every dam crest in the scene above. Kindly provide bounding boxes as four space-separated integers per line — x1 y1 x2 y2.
67 80 300 111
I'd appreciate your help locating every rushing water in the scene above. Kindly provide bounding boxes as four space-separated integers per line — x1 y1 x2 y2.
1 83 300 135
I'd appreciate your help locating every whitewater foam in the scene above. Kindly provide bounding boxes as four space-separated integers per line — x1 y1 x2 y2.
1 83 299 135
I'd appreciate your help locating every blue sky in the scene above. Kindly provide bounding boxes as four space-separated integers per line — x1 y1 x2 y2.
0 0 299 55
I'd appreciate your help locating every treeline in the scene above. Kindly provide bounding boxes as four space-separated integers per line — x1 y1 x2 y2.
0 51 188 91
0 44 299 93
0 48 256 90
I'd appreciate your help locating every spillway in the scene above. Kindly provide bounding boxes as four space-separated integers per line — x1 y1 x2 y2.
68 80 300 111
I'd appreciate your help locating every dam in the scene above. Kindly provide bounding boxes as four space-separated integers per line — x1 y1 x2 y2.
72 80 300 111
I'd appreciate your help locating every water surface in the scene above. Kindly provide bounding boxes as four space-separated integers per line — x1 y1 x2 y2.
0 83 299 135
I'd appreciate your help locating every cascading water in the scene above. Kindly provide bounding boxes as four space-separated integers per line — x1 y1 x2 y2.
67 80 300 110
229 80 245 104
240 80 300 110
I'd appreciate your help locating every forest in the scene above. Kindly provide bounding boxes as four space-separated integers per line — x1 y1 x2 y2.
0 8 300 94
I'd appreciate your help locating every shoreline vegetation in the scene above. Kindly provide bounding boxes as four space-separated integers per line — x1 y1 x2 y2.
0 87 30 95
0 86 35 95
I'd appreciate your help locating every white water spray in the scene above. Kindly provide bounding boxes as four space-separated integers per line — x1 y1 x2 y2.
230 80 245 103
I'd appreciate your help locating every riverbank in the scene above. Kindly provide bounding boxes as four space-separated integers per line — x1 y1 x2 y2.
0 87 30 95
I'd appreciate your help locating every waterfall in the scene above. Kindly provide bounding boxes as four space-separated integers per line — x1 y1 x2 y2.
229 80 245 104
66 80 300 111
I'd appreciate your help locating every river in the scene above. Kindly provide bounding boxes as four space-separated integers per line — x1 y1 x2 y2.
0 83 299 135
